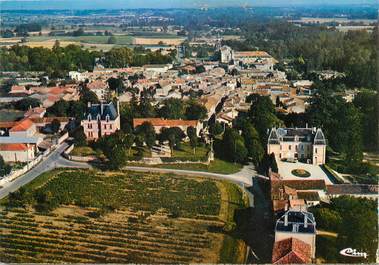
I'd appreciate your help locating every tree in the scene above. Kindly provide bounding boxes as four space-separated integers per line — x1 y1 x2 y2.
241 122 264 166
308 83 364 170
269 153 278 173
158 98 185 119
247 94 282 144
209 122 224 137
96 131 135 168
0 155 11 177
353 90 378 151
80 87 99 104
185 101 207 120
135 122 156 149
107 36 117 44
160 127 185 154
105 47 133 68
34 190 57 212
51 119 61 134
137 97 156 118
47 99 69 117
107 77 125 94
14 97 40 111
8 187 28 208
219 128 247 163
70 126 86 146
187 127 198 154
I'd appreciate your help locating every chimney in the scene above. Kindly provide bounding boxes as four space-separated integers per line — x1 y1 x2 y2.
304 213 308 228
87 102 91 108
117 100 120 116
284 213 288 226
100 103 104 115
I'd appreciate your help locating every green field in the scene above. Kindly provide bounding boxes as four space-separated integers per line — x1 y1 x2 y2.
0 169 248 263
27 35 134 45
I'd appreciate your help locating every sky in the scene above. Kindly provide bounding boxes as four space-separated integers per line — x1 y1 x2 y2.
0 0 377 10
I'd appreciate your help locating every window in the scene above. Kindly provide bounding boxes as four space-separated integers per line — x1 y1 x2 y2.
280 145 282 150
88 123 92 129
315 148 318 154
289 145 291 150
110 124 112 130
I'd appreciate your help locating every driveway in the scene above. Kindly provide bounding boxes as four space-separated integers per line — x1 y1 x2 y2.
124 164 253 187
0 142 91 200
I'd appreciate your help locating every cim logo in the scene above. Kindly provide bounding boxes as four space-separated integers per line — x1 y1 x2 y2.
339 248 368 259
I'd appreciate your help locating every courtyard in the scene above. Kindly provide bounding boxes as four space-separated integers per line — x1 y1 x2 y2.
277 161 334 185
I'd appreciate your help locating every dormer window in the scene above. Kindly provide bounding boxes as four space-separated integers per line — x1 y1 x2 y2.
106 114 110 122
88 114 91 121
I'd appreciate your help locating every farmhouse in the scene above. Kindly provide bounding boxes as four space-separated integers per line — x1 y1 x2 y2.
133 118 202 136
0 143 35 163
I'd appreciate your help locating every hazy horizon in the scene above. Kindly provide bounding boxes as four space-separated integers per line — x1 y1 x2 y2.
0 0 377 10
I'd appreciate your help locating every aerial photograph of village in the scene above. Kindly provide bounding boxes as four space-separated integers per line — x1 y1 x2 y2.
0 0 377 264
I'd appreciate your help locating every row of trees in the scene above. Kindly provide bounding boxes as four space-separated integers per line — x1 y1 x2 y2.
307 81 377 172
91 123 199 169
104 47 174 68
0 44 174 78
226 21 377 89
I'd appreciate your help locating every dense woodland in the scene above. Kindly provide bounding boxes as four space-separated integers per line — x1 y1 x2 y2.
224 21 377 90
0 44 174 78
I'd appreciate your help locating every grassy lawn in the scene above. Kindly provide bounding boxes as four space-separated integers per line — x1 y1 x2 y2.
153 159 243 174
70 146 99 157
169 142 209 162
0 169 247 263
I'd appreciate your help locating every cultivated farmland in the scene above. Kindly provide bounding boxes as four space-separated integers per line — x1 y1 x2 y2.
0 169 248 263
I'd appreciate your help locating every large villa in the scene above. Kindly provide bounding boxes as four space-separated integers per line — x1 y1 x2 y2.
267 127 327 165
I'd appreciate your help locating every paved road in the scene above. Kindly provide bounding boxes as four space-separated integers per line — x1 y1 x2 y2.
0 142 91 200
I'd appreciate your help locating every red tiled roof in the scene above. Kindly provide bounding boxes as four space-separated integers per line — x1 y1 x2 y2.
133 118 198 128
30 117 70 124
87 80 107 90
235 51 271 58
9 118 34 132
11 85 26 91
273 200 288 212
0 143 32 151
272 237 311 264
48 87 65 95
271 179 326 200
47 95 60 103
